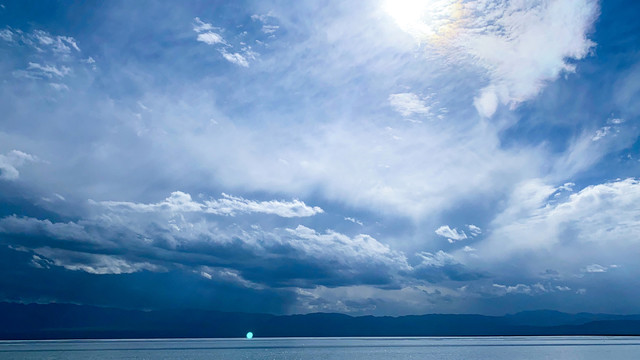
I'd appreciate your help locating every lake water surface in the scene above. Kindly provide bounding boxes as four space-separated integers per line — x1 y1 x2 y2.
1 336 639 359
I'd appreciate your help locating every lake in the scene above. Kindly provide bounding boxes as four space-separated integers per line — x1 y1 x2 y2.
0 336 639 359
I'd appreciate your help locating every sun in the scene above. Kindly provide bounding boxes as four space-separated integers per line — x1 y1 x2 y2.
383 0 459 42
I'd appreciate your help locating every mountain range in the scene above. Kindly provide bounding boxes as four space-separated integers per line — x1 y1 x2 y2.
2 303 640 340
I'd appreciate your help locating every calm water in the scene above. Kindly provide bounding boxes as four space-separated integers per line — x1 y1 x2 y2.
1 336 639 359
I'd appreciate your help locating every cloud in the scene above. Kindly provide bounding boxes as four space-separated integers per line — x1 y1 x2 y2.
0 215 90 241
412 250 485 282
49 82 69 91
33 248 162 275
192 17 227 46
492 283 532 295
13 62 72 80
466 0 599 117
0 28 13 42
96 191 324 217
199 266 264 289
388 92 431 117
261 25 279 34
32 30 80 53
387 0 599 117
467 224 481 236
193 17 214 33
582 264 608 273
344 217 363 226
435 225 467 242
472 178 640 278
0 190 411 289
197 32 225 45
220 50 250 67
0 150 37 180
192 17 257 67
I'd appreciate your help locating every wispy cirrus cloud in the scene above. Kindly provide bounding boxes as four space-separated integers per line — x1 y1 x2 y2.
386 0 599 117
192 17 257 67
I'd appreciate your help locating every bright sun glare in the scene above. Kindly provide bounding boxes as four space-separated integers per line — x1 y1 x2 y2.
383 0 458 41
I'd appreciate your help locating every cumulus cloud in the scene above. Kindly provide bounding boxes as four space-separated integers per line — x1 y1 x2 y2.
0 190 412 289
472 178 640 278
0 150 37 180
96 191 324 217
388 92 431 117
435 225 467 242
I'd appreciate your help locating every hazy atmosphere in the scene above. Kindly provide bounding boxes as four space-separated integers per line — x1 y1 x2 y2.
1 0 639 316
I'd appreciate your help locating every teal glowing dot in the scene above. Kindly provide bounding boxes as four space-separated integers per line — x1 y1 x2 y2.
246 332 254 339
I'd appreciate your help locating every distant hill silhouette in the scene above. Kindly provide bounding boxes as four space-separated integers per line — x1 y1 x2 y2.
1 302 640 339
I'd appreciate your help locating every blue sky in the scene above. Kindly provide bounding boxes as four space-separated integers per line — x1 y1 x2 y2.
0 0 639 315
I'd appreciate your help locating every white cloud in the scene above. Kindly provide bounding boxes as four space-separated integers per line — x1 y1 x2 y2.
465 0 599 117
18 62 71 79
33 248 161 275
388 92 431 117
261 25 279 34
251 13 272 23
199 266 264 289
462 246 476 252
33 30 80 53
492 283 531 295
49 82 69 91
285 225 409 270
0 211 409 286
473 86 499 118
205 193 324 217
96 191 324 218
0 150 37 180
220 50 249 67
415 250 457 267
467 224 482 236
193 17 214 33
344 217 363 226
435 225 467 242
582 264 608 273
591 126 611 141
0 28 13 42
0 215 89 241
197 32 225 45
473 178 640 277
387 0 599 117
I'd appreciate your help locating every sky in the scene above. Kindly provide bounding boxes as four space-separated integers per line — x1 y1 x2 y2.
0 0 639 316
